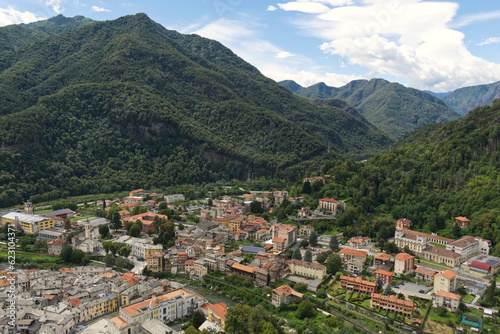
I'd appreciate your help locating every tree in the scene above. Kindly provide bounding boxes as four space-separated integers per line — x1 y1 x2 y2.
184 326 199 334
484 282 497 305
294 283 307 292
329 235 339 250
63 218 72 230
296 300 316 319
20 239 28 251
292 248 302 260
132 205 147 215
99 225 109 238
115 256 125 270
285 249 294 260
102 198 106 211
376 276 384 291
225 304 252 334
326 253 342 274
178 222 185 230
111 211 122 230
192 309 206 329
384 284 392 296
316 251 332 264
1 223 9 235
302 181 312 194
72 249 85 264
60 245 73 263
104 252 115 267
118 246 131 258
435 306 448 317
300 240 309 248
309 231 318 245
250 200 263 214
129 224 141 237
303 249 312 262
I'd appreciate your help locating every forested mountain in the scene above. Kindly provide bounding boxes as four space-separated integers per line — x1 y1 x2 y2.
279 79 461 139
441 80 500 116
0 14 393 207
321 100 500 247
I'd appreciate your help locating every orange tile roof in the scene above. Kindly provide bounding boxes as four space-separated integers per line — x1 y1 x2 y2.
58 268 74 273
435 290 461 300
273 284 304 298
455 217 470 222
375 269 393 276
208 303 228 320
436 270 456 280
122 289 194 316
375 253 391 261
110 316 129 328
338 248 368 257
395 253 415 262
400 229 454 243
231 263 255 274
104 272 117 279
272 237 286 243
69 297 82 308
320 198 338 203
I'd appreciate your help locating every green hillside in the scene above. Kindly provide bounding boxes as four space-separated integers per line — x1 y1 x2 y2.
0 14 393 207
321 99 500 245
280 79 461 139
441 80 500 116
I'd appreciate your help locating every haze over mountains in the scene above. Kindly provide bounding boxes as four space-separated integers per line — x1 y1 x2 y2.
439 81 500 117
279 79 461 139
0 13 393 207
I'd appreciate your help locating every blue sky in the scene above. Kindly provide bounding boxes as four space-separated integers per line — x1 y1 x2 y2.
1 0 500 92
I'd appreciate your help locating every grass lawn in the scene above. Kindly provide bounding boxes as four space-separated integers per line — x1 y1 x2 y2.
427 308 461 327
90 261 106 267
430 242 446 249
462 294 475 303
70 215 98 222
0 250 64 268
322 227 340 235
418 258 453 270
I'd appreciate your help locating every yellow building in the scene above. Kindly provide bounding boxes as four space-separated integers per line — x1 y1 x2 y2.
1 212 54 234
434 270 457 293
288 259 327 280
208 303 227 329
88 294 118 319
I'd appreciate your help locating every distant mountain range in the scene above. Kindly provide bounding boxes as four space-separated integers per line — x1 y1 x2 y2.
438 81 500 117
0 14 394 207
279 79 461 139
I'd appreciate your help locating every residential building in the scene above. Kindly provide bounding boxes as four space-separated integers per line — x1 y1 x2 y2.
1 212 54 234
476 238 492 255
124 238 163 259
129 189 144 197
394 253 415 275
271 223 297 248
164 194 185 204
230 263 255 278
109 289 204 334
207 303 227 329
299 224 314 236
371 294 414 317
433 291 461 311
374 253 391 266
394 218 412 230
122 212 165 233
146 252 164 273
434 270 457 293
272 237 286 252
338 248 368 263
272 284 304 307
288 259 327 280
414 267 436 282
343 258 365 275
455 217 470 228
318 198 341 212
446 236 480 262
47 239 67 256
303 176 325 183
422 246 461 267
374 269 393 284
347 236 371 247
340 275 377 294
297 207 311 218
86 294 118 320
394 229 454 256
254 267 269 287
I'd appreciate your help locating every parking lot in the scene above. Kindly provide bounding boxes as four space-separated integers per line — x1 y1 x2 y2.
393 281 432 299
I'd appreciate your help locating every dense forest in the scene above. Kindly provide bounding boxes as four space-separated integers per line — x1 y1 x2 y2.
280 79 460 139
307 100 500 251
441 80 500 116
0 14 394 208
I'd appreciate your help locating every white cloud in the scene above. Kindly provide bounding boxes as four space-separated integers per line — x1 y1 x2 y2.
278 2 330 14
452 10 500 28
0 6 44 26
277 0 500 92
277 51 295 58
478 37 500 46
267 5 278 11
45 0 64 14
191 18 362 88
91 6 111 12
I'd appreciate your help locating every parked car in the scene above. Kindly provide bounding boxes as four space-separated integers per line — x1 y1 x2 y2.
419 290 425 293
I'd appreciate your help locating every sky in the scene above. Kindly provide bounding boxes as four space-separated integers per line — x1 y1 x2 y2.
1 0 500 92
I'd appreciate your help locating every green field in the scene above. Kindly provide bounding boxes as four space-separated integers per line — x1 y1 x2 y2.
430 242 446 249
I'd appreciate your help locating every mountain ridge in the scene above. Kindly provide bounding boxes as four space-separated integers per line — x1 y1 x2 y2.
279 78 461 139
0 13 393 207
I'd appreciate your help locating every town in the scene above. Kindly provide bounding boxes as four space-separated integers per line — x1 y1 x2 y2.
0 181 499 334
